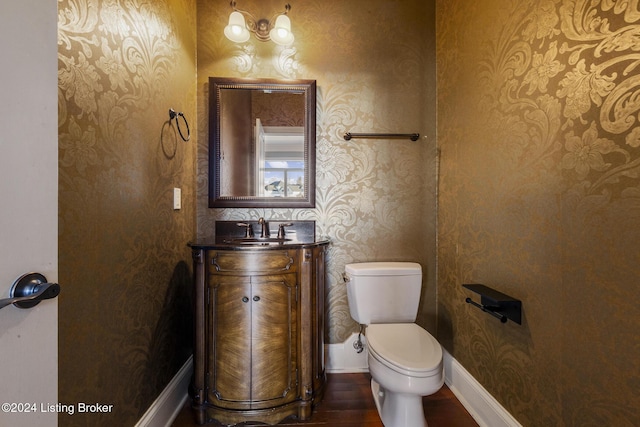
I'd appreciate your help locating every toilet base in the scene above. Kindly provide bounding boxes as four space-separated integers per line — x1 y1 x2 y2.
371 379 428 427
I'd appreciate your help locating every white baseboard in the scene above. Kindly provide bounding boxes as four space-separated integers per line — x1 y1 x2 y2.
135 356 193 427
325 332 369 373
442 349 522 427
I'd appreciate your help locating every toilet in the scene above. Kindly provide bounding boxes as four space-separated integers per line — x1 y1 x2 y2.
344 262 444 427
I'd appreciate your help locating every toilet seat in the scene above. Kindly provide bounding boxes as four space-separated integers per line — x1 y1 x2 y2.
367 323 442 378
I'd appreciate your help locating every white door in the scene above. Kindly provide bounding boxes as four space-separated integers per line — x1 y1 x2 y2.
0 2 58 427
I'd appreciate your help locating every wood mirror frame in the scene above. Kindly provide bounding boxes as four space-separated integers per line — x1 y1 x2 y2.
208 77 316 208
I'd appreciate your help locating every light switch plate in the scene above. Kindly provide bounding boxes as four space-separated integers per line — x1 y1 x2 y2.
173 188 181 210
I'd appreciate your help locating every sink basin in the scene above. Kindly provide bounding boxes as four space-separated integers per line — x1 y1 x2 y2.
222 237 292 245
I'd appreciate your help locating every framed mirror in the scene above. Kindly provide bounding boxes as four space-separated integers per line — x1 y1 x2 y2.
209 77 316 208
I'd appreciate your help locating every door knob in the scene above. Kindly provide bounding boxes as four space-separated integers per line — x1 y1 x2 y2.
0 272 60 310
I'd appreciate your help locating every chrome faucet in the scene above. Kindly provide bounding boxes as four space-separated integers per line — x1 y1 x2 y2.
258 217 270 238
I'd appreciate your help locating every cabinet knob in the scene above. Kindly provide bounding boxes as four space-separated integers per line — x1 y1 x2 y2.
253 295 260 302
242 296 249 303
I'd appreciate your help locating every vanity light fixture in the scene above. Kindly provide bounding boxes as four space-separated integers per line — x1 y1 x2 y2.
224 1 294 46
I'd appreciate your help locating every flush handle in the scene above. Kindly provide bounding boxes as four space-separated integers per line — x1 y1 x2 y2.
0 272 60 310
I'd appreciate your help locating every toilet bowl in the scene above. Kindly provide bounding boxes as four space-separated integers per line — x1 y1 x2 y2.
344 262 444 427
366 323 444 427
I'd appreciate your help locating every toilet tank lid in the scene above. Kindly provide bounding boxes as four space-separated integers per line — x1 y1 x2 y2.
345 262 421 276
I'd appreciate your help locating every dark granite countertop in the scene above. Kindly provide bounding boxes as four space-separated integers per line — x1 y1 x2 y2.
188 220 329 250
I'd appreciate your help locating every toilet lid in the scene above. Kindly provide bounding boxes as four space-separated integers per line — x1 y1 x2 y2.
367 323 442 376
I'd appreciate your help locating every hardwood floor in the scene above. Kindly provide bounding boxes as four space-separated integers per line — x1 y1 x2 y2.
171 373 479 427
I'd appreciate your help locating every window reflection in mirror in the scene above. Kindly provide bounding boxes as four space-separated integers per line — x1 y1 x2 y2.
256 120 305 198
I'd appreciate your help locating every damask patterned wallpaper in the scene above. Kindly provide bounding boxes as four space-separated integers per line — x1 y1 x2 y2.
196 0 438 344
437 0 640 425
54 0 640 425
58 1 196 425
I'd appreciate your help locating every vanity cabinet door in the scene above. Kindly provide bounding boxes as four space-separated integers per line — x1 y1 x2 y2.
250 273 298 408
208 275 252 409
208 272 298 410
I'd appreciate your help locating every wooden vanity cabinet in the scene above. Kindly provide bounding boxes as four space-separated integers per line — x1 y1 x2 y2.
189 243 328 425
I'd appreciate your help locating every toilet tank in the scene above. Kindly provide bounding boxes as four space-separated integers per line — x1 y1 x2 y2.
345 262 422 324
